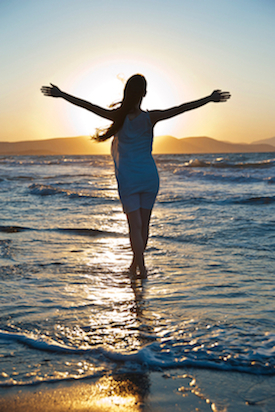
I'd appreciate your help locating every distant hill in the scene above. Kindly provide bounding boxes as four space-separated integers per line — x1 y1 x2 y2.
0 135 275 156
252 136 275 147
0 136 110 156
153 136 275 154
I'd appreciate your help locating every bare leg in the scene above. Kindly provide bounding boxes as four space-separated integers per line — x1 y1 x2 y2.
141 208 152 250
127 209 145 277
127 208 152 278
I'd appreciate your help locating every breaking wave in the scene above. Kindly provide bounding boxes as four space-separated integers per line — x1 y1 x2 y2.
0 326 275 387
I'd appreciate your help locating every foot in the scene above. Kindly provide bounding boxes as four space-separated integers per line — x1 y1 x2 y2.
128 263 137 279
138 267 147 280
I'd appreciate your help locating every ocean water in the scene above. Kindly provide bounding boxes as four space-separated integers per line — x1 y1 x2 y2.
0 152 275 389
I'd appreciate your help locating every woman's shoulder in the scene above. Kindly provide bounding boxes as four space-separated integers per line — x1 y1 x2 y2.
137 111 152 127
127 110 148 121
140 110 152 123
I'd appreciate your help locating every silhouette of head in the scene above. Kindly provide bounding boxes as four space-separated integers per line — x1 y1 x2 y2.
93 74 147 142
122 74 147 107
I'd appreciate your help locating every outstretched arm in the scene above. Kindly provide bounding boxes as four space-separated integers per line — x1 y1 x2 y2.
41 84 116 121
149 90 230 126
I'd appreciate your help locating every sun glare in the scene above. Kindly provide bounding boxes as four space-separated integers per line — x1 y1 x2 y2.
61 56 188 137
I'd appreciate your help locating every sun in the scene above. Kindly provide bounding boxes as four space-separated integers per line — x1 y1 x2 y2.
60 55 188 138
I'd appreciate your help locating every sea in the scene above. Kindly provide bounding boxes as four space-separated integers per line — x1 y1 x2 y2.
0 152 275 390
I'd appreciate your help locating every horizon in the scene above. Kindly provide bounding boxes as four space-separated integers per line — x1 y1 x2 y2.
1 134 275 157
1 1 275 144
1 133 275 145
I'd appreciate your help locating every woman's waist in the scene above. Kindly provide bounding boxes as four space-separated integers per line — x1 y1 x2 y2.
117 171 159 193
115 158 157 173
115 150 154 162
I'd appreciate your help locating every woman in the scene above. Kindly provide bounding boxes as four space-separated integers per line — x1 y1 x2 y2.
41 75 230 279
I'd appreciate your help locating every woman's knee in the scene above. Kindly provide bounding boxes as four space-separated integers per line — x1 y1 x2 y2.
140 208 152 226
127 209 142 232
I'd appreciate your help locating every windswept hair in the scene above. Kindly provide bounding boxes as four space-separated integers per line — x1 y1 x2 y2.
92 74 147 142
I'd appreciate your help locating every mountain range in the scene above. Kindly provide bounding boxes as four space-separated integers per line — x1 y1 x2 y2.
0 135 274 156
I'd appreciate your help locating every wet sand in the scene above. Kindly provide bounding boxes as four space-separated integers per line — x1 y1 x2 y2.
0 369 274 412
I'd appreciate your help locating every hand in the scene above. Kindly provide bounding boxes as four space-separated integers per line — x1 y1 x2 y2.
210 89 231 103
41 83 63 98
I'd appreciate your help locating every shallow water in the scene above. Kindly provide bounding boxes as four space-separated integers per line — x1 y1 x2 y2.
0 153 275 387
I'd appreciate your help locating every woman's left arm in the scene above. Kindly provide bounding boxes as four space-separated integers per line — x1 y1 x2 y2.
149 90 230 126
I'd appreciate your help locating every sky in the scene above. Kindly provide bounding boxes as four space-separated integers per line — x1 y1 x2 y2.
1 0 275 144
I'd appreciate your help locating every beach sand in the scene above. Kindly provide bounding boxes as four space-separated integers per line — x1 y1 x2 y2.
0 369 274 412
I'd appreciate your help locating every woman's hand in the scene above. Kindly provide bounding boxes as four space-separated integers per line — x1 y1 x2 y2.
41 83 63 98
210 90 231 103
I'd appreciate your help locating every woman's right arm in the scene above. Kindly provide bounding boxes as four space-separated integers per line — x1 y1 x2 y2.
41 83 116 121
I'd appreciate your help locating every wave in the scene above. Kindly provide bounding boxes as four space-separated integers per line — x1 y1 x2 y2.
266 177 275 184
182 157 275 169
157 193 209 205
0 175 35 181
144 192 275 208
0 329 87 354
0 155 112 167
28 183 117 200
28 183 93 197
3 154 275 170
167 155 275 185
0 225 121 237
234 195 275 205
0 225 30 233
0 328 274 387
57 228 121 237
153 232 212 245
162 193 275 206
172 167 272 185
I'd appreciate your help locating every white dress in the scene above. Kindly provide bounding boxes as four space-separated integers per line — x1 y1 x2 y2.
111 111 159 213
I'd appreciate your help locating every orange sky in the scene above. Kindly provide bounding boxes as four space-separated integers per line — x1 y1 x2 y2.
1 0 275 144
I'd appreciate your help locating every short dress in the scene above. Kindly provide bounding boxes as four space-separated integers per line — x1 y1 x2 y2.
111 111 159 214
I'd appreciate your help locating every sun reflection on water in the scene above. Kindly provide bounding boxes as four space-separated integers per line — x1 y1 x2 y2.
94 376 139 411
85 237 131 272
91 374 150 411
1 374 149 412
58 233 153 353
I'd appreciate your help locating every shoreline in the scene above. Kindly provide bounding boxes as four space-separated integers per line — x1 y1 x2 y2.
1 369 274 412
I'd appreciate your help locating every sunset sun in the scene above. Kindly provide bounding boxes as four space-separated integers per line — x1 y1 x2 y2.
61 56 187 138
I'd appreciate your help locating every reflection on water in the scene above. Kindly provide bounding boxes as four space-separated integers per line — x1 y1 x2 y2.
1 152 275 404
0 373 151 412
130 277 146 315
85 237 130 271
92 374 150 411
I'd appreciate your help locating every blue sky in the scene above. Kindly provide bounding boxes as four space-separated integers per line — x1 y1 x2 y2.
1 0 275 143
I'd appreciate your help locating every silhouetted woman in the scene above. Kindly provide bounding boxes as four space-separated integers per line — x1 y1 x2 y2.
41 75 230 279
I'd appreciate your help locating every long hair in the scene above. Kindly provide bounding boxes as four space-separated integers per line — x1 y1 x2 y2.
92 74 147 142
